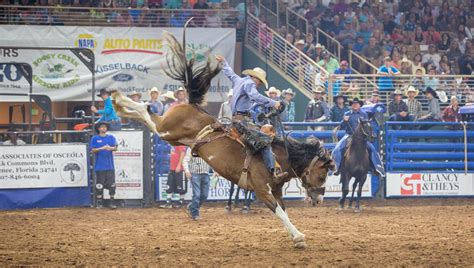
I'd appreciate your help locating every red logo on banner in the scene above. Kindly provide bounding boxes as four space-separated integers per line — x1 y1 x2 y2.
401 174 422 195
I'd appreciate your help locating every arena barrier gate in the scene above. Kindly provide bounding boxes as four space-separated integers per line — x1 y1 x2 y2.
384 121 474 198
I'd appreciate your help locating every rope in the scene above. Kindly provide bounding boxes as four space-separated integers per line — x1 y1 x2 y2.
462 121 468 176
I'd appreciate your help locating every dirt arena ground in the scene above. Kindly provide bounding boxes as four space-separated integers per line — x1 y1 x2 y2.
0 199 472 266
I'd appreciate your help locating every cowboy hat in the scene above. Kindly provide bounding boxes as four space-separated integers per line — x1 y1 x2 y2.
312 86 324 94
97 88 110 98
315 43 324 49
333 93 348 103
401 57 411 63
295 39 305 46
282 88 296 96
128 91 142 98
405 86 419 97
161 90 177 101
242 67 268 89
349 97 364 106
94 121 110 134
149 87 160 96
423 87 438 99
265 86 281 97
437 90 448 103
393 89 403 96
372 90 380 96
176 86 186 93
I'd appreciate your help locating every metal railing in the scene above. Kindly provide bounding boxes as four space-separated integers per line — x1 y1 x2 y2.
286 8 308 36
326 73 474 108
315 27 341 61
0 5 240 27
256 0 278 29
349 50 379 75
246 12 328 98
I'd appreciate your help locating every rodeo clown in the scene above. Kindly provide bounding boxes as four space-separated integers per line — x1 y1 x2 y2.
215 55 288 182
331 97 385 177
90 121 118 209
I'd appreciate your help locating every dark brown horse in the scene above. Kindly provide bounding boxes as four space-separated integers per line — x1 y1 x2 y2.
111 31 334 248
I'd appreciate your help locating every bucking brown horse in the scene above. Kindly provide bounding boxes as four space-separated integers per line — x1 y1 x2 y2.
111 30 334 248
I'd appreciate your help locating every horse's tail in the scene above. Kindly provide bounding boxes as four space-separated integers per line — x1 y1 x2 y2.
332 125 341 143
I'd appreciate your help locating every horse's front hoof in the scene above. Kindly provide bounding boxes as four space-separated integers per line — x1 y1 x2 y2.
294 241 307 249
293 235 306 249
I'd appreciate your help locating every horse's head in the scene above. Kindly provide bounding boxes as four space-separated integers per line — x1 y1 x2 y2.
300 139 335 206
356 118 376 142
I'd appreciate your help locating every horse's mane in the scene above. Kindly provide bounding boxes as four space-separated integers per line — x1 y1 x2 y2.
163 31 222 105
273 136 327 176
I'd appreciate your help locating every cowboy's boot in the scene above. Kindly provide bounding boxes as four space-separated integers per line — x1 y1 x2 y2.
273 168 289 184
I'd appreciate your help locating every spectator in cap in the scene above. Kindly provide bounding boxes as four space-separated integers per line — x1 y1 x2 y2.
304 87 330 130
90 122 118 209
281 88 296 122
388 89 410 129
404 86 422 121
218 90 233 119
318 51 340 74
330 93 349 122
148 87 164 115
91 88 122 131
377 56 400 91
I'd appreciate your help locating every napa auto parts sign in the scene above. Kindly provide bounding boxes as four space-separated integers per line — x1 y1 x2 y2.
0 25 235 102
386 173 474 197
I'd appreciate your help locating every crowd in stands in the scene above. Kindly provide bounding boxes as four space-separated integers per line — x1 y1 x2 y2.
271 0 473 76
0 0 244 30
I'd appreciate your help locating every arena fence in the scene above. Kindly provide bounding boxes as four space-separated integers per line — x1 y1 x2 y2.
0 5 240 28
384 121 474 198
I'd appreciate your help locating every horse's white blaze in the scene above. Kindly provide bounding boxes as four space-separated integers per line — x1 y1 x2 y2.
208 155 214 161
266 183 272 195
275 204 304 240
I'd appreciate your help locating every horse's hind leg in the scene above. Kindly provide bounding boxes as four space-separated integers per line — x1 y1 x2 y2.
255 183 306 249
226 183 235 212
348 179 357 209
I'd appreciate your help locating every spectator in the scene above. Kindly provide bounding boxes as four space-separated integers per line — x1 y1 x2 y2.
404 12 417 32
458 48 474 75
390 25 404 44
2 131 26 146
352 36 365 53
400 57 413 74
116 9 133 26
166 0 182 9
357 22 372 44
333 60 353 94
294 29 302 44
303 33 316 59
383 12 397 35
366 90 380 105
437 32 451 51
423 67 440 91
91 88 122 131
404 86 422 121
411 53 425 74
423 26 442 45
194 0 209 9
281 88 296 122
328 15 344 37
313 43 325 62
411 26 425 45
183 147 211 221
318 51 339 74
172 87 188 106
377 56 400 92
337 21 357 47
363 37 383 66
388 89 410 128
265 87 281 101
218 90 233 119
205 7 222 27
161 145 187 208
442 96 461 130
330 93 349 122
411 67 425 89
128 91 143 103
419 87 442 129
148 87 163 115
161 90 177 113
422 44 441 69
90 122 118 209
333 0 347 14
304 87 330 130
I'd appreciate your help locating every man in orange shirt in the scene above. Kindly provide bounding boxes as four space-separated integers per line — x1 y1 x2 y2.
161 145 187 208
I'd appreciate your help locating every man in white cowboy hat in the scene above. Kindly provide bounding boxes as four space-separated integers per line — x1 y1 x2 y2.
172 87 188 106
304 87 330 129
148 87 163 115
404 86 422 121
332 97 385 177
128 91 143 103
265 86 282 101
281 88 296 122
215 55 287 182
161 90 177 113
388 89 410 129
218 89 233 119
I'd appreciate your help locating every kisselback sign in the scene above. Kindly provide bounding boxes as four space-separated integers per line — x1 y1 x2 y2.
386 173 474 197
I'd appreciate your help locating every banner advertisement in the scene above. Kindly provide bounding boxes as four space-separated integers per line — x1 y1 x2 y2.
157 174 372 201
386 173 474 197
0 144 88 189
0 25 236 102
106 131 143 199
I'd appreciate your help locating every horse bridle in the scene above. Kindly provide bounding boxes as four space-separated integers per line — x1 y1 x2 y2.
299 147 327 195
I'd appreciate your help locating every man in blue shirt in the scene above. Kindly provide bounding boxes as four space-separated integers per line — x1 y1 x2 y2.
91 88 122 130
216 55 287 182
331 98 385 177
90 122 118 209
377 57 400 91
